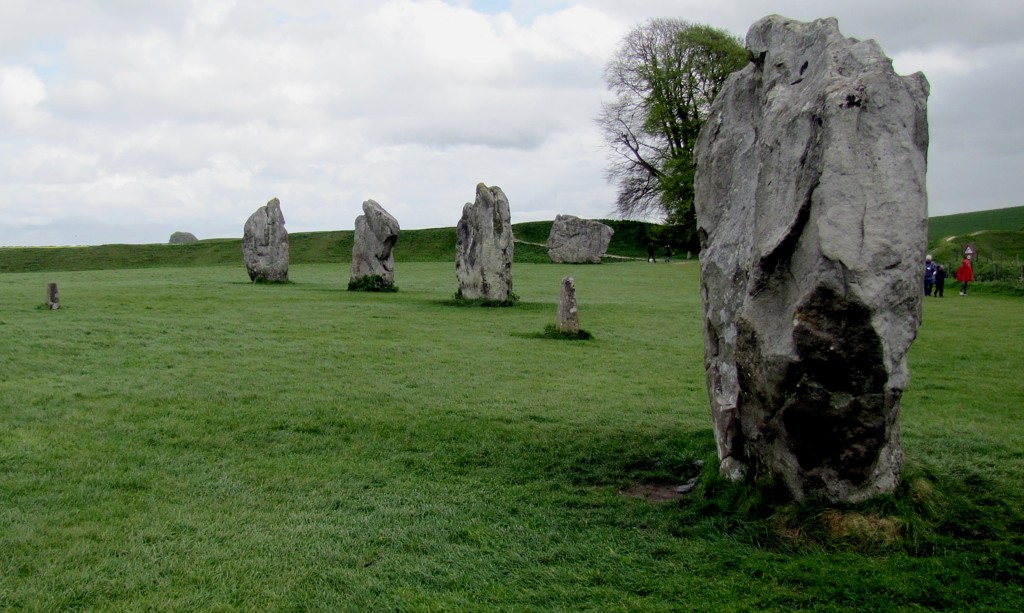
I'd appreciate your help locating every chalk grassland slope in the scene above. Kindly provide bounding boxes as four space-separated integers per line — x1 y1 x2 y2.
928 205 1024 245
926 206 1024 284
929 229 1024 265
0 221 656 273
927 205 1024 282
0 263 1021 610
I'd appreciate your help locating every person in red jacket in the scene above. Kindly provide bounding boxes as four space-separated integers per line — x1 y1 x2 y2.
956 257 974 296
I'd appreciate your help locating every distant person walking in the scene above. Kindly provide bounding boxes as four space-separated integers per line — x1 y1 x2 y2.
933 264 946 297
924 255 936 296
664 244 673 263
956 257 974 295
647 242 656 263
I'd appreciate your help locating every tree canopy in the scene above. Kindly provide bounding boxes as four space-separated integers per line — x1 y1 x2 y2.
598 19 748 248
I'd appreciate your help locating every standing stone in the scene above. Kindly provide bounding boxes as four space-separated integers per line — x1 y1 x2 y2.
546 215 614 264
46 282 60 310
556 276 579 333
349 199 400 289
694 16 929 503
242 198 289 282
169 231 198 244
455 183 514 302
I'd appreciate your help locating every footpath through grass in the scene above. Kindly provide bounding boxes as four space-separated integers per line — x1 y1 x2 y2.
1 262 1021 610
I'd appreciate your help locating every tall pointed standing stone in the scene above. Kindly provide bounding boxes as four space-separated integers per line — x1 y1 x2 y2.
349 199 400 290
455 183 514 302
242 198 289 282
694 16 929 503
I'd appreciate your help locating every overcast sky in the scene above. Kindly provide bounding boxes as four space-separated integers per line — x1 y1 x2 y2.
1 0 1021 246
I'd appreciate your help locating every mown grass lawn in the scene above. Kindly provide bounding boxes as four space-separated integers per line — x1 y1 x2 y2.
1 262 1021 610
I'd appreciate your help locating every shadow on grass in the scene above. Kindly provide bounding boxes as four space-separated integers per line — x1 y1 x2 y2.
479 420 1024 562
513 325 595 341
431 299 550 312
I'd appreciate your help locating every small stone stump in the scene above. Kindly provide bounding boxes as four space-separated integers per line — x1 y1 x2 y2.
242 197 289 282
556 276 579 333
455 183 514 302
46 282 60 310
349 199 400 290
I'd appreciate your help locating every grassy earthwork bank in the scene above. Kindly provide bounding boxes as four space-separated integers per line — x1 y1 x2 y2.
0 219 660 273
927 205 1024 244
928 205 1024 289
1 258 1022 610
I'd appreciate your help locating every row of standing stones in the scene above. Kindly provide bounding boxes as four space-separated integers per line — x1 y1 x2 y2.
239 182 614 301
237 184 594 333
90 14 923 505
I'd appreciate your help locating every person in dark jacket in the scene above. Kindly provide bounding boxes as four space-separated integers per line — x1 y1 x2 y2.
932 264 946 297
647 242 656 263
924 255 936 296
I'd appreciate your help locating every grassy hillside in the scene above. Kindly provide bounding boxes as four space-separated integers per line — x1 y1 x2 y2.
928 205 1024 244
927 207 1024 284
4 210 1021 279
0 220 659 273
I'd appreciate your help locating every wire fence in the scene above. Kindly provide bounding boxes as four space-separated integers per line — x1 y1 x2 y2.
941 253 1024 283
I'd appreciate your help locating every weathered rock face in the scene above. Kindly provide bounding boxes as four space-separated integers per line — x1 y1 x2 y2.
546 215 614 264
556 276 579 333
350 199 400 287
169 231 198 244
242 198 289 282
694 16 929 503
456 183 514 301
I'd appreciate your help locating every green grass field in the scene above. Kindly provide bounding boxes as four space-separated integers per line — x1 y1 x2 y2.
1 261 1021 610
928 205 1024 245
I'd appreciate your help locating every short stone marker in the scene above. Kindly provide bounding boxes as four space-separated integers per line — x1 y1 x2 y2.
46 282 60 310
556 276 579 333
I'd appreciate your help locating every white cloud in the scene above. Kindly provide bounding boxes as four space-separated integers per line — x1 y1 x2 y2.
0 1 1021 245
8 145 99 183
0 64 47 128
892 47 983 80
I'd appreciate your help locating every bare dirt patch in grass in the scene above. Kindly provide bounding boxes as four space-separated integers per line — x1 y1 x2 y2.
619 483 686 503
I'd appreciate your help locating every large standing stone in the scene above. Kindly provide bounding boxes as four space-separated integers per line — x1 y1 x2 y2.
349 199 400 289
556 276 579 333
693 16 929 503
546 215 614 264
242 197 289 282
456 183 514 302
